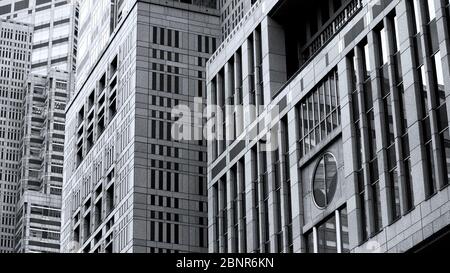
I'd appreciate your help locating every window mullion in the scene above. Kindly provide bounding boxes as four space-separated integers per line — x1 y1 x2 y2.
335 210 342 253
312 227 318 253
323 162 328 204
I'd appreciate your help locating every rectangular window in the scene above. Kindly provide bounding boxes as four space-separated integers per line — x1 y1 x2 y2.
298 70 340 158
305 207 349 253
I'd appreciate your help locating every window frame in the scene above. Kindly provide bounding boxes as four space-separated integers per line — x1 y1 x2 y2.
312 152 338 209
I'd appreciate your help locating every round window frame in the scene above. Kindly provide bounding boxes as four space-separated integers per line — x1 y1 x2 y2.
312 152 338 210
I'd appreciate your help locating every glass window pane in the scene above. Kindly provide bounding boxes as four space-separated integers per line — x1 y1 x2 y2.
330 74 337 111
364 80 373 111
340 208 350 253
325 80 332 116
313 158 326 208
390 169 401 220
314 90 320 126
317 215 337 253
308 96 314 132
320 84 325 121
306 231 315 253
325 154 338 203
314 154 338 208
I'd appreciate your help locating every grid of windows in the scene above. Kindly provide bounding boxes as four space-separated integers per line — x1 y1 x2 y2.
208 0 450 255
64 1 217 253
345 0 450 245
410 0 450 195
298 70 340 157
0 20 32 253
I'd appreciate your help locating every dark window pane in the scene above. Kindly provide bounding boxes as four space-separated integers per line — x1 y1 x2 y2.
317 215 337 253
340 208 350 253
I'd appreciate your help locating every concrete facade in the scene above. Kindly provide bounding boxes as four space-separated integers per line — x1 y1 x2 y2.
61 0 220 253
0 0 79 98
15 70 69 252
219 0 255 40
0 18 33 253
0 0 79 253
207 0 450 253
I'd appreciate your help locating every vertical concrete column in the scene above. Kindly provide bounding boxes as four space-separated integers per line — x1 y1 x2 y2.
226 169 236 253
236 160 246 253
396 0 430 205
380 14 410 217
253 28 263 114
218 178 226 253
265 127 277 253
417 0 448 191
217 72 225 156
256 142 265 252
242 39 256 127
340 53 363 250
234 51 244 137
261 17 287 101
367 31 389 232
286 107 304 253
278 121 290 253
367 30 391 229
244 149 258 253
353 44 377 238
207 185 217 253
207 80 217 164
225 61 235 145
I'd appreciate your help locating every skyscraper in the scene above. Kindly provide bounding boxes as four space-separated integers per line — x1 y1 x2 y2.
207 0 450 253
0 18 33 253
61 0 220 253
0 0 79 98
218 0 256 40
0 0 79 253
15 70 69 252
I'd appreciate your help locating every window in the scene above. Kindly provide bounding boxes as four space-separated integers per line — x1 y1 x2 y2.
313 153 338 209
298 70 340 157
305 207 349 253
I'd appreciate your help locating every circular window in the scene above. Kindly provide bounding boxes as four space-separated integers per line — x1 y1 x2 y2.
313 153 338 209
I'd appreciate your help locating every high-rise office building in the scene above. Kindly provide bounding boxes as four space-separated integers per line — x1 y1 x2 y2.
218 0 256 40
15 70 69 252
0 0 79 253
0 0 79 97
0 18 33 253
61 0 220 253
207 0 450 253
76 0 218 92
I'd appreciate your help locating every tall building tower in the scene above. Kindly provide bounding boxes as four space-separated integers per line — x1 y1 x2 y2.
0 0 79 253
0 18 33 253
219 0 257 40
0 0 79 97
207 0 450 253
15 70 69 252
61 0 220 253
